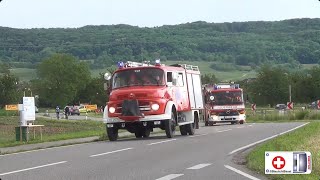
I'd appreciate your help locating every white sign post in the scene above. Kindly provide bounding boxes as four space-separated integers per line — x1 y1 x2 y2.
22 97 36 122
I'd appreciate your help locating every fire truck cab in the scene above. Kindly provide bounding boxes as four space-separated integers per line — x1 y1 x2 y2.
204 83 246 126
103 60 204 141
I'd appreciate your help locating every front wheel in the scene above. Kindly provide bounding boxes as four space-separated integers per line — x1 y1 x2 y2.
107 127 118 141
165 113 176 138
179 125 187 135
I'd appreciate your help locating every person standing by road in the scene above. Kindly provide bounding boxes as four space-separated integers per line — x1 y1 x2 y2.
64 106 70 119
56 106 60 120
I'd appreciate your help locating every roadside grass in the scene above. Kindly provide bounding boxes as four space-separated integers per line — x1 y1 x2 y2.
246 109 320 123
0 116 105 148
0 109 18 116
86 112 103 118
246 121 320 180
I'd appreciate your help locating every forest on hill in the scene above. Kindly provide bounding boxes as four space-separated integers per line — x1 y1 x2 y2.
0 18 320 69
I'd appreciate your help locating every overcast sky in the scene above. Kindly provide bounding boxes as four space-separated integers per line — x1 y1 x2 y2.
0 0 319 28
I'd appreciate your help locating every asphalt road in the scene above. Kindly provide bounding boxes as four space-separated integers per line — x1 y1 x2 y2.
0 122 307 180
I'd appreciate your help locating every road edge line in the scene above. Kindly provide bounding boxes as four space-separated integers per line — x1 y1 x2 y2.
228 122 309 155
224 165 260 180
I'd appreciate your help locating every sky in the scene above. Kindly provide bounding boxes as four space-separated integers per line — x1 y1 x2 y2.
0 0 319 29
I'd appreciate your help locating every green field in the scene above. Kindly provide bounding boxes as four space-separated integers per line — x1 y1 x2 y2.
72 61 257 82
9 68 37 81
9 62 320 82
0 116 105 148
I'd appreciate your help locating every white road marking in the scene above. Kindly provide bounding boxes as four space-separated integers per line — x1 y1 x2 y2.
187 163 211 170
0 161 67 176
229 122 309 155
237 126 245 128
224 165 260 180
217 129 232 133
0 143 90 157
189 134 208 138
248 125 253 127
155 174 184 180
90 148 133 157
147 139 177 146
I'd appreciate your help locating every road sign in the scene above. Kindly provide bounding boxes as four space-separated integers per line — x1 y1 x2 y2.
5 104 18 111
265 151 312 174
251 104 256 111
317 100 320 109
23 97 35 121
287 102 293 110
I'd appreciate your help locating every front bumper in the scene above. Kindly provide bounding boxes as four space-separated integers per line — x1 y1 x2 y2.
104 113 171 123
208 114 246 122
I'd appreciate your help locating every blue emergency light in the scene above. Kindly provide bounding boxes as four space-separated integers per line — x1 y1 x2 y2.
117 61 124 69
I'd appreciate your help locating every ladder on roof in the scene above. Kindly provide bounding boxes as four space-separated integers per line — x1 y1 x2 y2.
171 64 199 71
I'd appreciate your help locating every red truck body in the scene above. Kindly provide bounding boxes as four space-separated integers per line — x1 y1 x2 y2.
204 83 246 126
103 61 204 140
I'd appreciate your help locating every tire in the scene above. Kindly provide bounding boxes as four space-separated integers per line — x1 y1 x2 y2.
165 112 176 138
107 127 118 141
135 131 143 138
205 121 209 126
179 125 188 135
142 129 151 138
186 123 195 135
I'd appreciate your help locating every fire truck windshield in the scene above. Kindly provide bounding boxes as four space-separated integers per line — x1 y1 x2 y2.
206 91 243 105
112 68 165 89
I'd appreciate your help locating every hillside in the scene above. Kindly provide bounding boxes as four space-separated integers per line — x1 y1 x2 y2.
0 18 320 69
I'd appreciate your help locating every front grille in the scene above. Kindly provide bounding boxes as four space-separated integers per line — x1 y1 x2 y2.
115 100 151 113
219 111 239 116
117 93 148 100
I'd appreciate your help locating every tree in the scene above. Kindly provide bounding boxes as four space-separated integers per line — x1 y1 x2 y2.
247 65 289 106
201 74 218 85
0 73 20 107
0 62 10 74
75 74 108 106
37 54 91 107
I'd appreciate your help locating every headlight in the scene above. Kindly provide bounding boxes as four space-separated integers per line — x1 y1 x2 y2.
109 107 116 113
151 104 160 111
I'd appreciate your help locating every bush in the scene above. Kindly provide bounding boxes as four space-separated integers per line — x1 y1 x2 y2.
295 111 309 120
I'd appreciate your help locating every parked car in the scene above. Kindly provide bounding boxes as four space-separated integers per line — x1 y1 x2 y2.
78 105 87 113
65 106 80 116
275 104 287 110
308 101 317 109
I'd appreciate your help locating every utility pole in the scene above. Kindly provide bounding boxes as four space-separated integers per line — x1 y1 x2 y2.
289 84 292 102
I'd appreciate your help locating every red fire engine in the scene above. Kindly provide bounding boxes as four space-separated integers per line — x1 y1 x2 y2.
204 83 246 126
103 60 204 141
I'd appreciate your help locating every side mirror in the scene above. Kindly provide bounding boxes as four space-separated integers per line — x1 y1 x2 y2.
104 72 111 81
